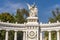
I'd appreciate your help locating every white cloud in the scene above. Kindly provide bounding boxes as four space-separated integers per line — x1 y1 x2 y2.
0 1 26 14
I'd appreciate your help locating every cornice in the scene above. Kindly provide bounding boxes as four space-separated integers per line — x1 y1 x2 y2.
40 22 60 28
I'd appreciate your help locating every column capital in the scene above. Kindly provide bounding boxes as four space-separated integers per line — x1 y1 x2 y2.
6 30 10 32
48 30 51 32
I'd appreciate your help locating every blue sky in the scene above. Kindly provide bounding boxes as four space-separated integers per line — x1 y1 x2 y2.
0 0 60 23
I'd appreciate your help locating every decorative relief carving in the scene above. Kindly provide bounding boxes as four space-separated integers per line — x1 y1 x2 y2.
28 31 37 39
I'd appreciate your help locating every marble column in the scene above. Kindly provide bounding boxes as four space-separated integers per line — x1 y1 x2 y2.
37 31 38 40
5 30 9 40
57 31 59 40
48 31 51 40
40 31 42 40
14 31 17 40
23 31 26 40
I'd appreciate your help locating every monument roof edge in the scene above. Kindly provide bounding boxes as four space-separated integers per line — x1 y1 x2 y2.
0 22 25 27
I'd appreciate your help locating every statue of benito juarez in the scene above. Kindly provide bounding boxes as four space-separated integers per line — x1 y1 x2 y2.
27 3 38 17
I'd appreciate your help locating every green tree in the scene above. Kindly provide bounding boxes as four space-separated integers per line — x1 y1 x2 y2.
15 8 29 23
0 12 15 23
8 30 14 40
49 8 60 23
17 31 23 40
0 30 6 40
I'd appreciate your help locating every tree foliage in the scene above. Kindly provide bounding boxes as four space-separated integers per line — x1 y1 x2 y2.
0 30 6 40
0 12 15 23
8 30 14 40
49 8 60 23
15 8 29 23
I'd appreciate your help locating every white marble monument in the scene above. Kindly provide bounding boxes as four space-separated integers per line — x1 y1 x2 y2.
0 3 60 40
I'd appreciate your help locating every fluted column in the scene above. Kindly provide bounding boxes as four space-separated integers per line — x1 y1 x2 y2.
14 31 17 40
49 31 51 40
5 30 9 40
40 31 42 40
23 31 26 40
57 31 59 40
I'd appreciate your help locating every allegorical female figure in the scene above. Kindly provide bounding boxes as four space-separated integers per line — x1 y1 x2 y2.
27 3 38 17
